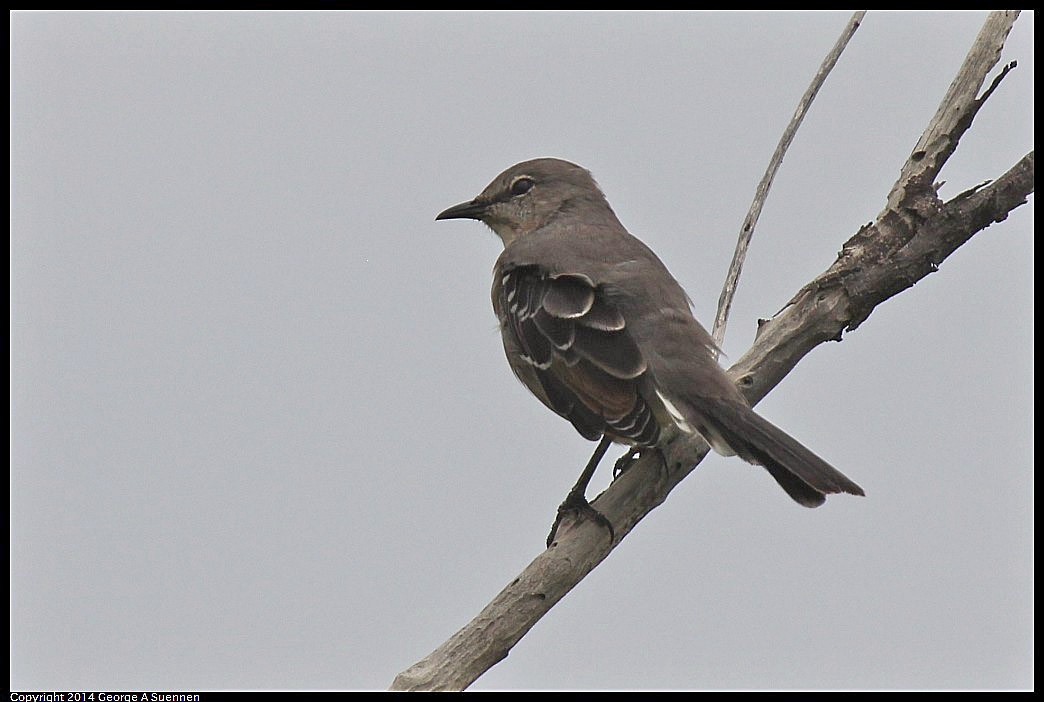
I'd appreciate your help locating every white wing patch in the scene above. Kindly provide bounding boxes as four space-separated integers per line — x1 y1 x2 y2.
655 390 694 434
654 389 737 457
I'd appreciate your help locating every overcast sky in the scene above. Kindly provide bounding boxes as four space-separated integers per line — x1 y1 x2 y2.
10 11 1033 691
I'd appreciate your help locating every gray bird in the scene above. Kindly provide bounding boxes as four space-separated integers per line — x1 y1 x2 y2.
436 158 863 545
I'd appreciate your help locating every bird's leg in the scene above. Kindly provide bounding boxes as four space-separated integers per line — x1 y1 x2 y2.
612 447 642 479
546 435 615 548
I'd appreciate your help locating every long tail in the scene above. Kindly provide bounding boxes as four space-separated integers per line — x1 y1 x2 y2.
698 399 865 507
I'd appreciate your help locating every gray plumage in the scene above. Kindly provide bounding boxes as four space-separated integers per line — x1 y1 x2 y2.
437 158 863 508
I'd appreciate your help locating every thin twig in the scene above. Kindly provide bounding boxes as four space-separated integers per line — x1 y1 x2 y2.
712 10 866 350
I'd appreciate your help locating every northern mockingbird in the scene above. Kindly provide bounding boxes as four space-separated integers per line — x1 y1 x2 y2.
436 158 863 544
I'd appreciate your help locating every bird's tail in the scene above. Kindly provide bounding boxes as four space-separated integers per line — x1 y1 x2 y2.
695 398 865 507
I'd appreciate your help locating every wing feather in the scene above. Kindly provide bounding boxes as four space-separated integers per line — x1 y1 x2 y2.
495 265 659 445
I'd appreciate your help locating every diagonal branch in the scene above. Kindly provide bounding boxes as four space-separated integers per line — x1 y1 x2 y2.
390 10 1030 692
730 150 1032 408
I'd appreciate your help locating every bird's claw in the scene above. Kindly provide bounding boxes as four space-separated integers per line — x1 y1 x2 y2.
546 494 615 548
612 448 642 479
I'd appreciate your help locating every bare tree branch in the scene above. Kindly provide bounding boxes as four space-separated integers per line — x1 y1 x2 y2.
886 11 1020 212
713 10 866 350
390 10 1030 692
731 149 1032 408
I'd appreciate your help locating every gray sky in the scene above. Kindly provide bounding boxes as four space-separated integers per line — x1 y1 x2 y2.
10 11 1033 691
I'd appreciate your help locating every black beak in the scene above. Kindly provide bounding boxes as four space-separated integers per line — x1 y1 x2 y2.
435 198 487 221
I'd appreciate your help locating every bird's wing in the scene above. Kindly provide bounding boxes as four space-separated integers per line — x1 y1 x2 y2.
493 263 659 446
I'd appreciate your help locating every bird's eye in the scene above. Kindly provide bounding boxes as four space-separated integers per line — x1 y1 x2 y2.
510 176 534 196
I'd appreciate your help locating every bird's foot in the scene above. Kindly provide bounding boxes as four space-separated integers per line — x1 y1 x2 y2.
546 493 615 548
612 447 642 479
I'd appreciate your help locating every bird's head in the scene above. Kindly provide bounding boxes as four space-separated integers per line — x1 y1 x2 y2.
436 158 612 246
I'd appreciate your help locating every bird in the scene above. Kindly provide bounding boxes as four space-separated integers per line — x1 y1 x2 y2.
436 158 863 545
